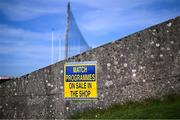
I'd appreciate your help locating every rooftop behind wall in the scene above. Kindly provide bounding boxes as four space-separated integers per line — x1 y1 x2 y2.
0 16 180 119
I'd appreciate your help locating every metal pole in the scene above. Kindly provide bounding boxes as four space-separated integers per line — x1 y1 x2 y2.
51 29 54 64
59 35 61 61
65 2 70 59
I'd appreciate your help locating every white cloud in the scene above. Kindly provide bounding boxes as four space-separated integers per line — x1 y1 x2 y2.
0 24 65 45
75 0 180 36
0 25 65 75
0 0 180 76
0 0 156 21
71 0 154 10
0 0 66 21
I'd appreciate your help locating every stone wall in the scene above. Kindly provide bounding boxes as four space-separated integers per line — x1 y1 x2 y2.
0 16 180 119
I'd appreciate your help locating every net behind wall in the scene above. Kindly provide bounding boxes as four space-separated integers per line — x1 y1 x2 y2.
67 7 91 58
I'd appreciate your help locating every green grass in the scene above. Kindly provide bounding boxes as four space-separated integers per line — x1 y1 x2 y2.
69 94 180 119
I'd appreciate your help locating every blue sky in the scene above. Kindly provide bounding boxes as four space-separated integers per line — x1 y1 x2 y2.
0 0 180 77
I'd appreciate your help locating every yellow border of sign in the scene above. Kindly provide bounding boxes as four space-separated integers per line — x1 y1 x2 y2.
64 62 98 99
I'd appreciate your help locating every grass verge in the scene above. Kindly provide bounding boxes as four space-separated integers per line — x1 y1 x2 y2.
69 94 180 119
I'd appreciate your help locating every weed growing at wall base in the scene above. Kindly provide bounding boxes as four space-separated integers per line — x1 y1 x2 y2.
69 94 180 119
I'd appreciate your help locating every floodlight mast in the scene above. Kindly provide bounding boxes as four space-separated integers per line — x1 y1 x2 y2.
58 35 62 61
65 2 70 59
51 29 54 64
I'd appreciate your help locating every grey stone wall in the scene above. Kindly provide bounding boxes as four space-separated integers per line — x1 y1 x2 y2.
0 16 180 119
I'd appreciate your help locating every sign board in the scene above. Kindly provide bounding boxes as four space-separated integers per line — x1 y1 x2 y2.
64 61 97 99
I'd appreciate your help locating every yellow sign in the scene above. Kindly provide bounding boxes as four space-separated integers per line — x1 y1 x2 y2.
64 61 97 99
